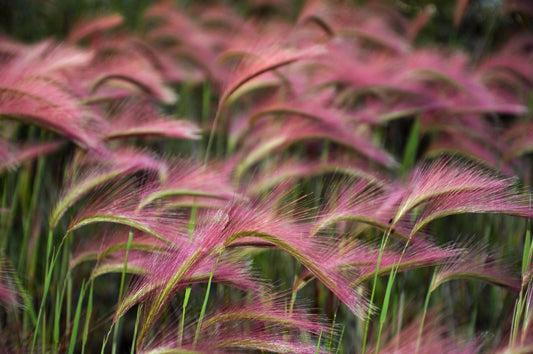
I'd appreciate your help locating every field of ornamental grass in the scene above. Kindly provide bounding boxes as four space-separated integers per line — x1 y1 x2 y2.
1 0 533 352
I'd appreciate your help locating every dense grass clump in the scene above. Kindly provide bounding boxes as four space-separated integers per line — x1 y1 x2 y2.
1 0 533 352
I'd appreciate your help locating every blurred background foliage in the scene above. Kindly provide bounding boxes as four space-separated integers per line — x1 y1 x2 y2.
1 0 531 51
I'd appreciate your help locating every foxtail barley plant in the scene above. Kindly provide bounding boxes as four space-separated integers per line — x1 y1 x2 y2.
1 0 533 352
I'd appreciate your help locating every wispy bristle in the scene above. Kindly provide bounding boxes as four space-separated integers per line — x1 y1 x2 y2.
67 14 124 43
139 159 238 209
51 148 165 229
0 257 20 308
247 155 388 195
371 309 481 353
218 41 325 108
140 293 332 354
392 157 521 228
0 140 63 173
88 55 176 104
101 100 200 141
432 241 520 292
68 179 185 244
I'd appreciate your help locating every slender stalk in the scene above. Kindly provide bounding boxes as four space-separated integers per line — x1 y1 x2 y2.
521 283 533 345
394 281 405 352
112 228 134 354
204 108 222 165
179 198 198 346
415 270 436 353
521 220 533 344
361 227 393 353
68 280 87 354
42 312 46 354
31 229 63 352
200 81 211 157
511 290 524 347
131 304 142 354
335 325 345 354
0 172 16 252
53 269 69 353
375 234 415 353
328 305 339 351
65 242 73 348
289 261 301 315
82 279 94 354
401 116 420 175
315 329 323 354
101 320 114 354
179 286 192 346
22 129 46 284
189 203 198 236
511 219 533 346
193 252 222 346
374 273 392 353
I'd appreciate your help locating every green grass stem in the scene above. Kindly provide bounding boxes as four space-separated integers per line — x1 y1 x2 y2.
112 228 134 354
415 270 436 353
335 325 345 354
193 252 222 346
361 227 392 354
82 279 94 354
179 286 192 347
32 229 65 352
315 328 323 354
375 233 416 353
131 304 142 354
68 280 87 354
401 116 420 175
